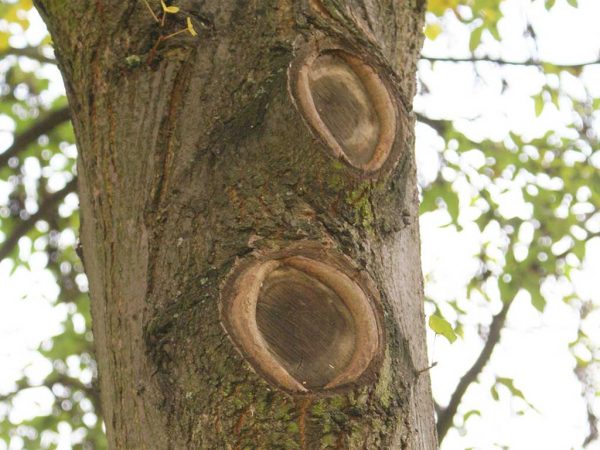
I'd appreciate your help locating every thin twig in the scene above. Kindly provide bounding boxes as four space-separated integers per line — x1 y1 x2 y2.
421 55 600 70
0 106 71 169
0 178 77 261
162 28 187 40
140 0 159 22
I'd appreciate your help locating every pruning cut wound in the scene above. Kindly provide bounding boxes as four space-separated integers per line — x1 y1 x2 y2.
291 49 397 172
220 246 384 393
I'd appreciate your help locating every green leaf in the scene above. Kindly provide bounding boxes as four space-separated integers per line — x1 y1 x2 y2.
534 95 544 117
463 410 481 423
496 377 525 399
427 0 459 16
491 385 499 401
488 23 501 42
545 0 556 9
531 290 546 312
469 26 484 52
425 23 443 41
575 356 589 368
0 32 9 51
429 314 457 343
444 189 460 224
495 377 537 410
566 0 577 7
571 239 585 260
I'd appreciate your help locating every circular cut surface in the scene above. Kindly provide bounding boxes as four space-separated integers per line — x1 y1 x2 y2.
308 53 380 166
256 266 356 389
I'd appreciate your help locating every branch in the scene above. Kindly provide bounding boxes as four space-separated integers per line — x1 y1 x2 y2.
0 178 77 261
415 113 450 136
0 371 102 417
420 55 600 70
45 371 102 416
436 298 513 442
582 404 599 447
0 106 71 169
0 46 56 65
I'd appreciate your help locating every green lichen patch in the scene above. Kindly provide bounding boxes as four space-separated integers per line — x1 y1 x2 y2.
346 181 375 229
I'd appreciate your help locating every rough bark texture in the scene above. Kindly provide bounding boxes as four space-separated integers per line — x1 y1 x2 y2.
34 0 435 448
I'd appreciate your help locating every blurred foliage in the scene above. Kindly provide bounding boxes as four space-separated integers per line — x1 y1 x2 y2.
0 0 105 448
421 0 599 446
0 0 598 449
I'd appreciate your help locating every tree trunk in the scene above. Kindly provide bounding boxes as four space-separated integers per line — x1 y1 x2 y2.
34 1 435 448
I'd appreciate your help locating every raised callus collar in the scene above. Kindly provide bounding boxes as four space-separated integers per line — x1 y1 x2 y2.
291 47 397 173
219 244 384 394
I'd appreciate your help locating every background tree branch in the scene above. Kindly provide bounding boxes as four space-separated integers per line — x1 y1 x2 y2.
0 106 70 169
0 178 77 261
0 46 56 64
416 113 450 136
436 298 513 442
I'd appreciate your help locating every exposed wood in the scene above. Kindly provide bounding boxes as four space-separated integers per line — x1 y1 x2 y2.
291 43 398 173
310 53 381 166
257 265 357 389
290 46 397 172
220 243 383 394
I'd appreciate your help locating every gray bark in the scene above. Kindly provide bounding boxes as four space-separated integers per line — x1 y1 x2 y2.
34 0 436 448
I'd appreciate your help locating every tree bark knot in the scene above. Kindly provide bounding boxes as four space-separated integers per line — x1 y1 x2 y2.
288 38 403 175
219 242 385 395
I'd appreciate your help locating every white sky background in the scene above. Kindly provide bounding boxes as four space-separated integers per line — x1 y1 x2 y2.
0 0 599 449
